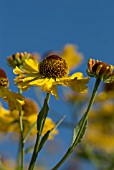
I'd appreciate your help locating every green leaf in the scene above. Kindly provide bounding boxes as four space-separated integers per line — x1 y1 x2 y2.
37 97 49 132
23 121 37 143
71 113 88 149
38 115 66 153
25 145 34 154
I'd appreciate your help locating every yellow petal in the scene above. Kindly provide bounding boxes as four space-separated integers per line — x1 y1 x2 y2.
50 85 59 99
40 78 54 93
69 72 84 79
68 77 90 93
23 58 39 73
13 66 23 74
0 87 24 111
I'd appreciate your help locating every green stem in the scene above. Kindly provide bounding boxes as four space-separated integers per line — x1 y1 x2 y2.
15 141 21 170
28 93 50 170
51 78 101 170
18 88 24 170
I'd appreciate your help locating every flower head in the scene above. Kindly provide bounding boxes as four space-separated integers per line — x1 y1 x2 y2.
39 53 69 78
13 52 89 99
87 58 114 83
7 52 38 68
0 68 24 111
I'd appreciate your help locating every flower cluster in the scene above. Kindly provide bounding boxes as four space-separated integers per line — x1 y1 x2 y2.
0 44 113 170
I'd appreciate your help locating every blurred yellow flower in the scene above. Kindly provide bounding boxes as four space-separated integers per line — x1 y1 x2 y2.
95 82 114 102
60 44 83 71
13 51 89 99
84 102 114 153
0 98 58 140
0 68 24 111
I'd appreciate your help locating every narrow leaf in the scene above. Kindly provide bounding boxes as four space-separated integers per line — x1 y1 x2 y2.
37 98 49 131
23 121 37 143
38 115 66 152
25 145 34 154
71 113 88 149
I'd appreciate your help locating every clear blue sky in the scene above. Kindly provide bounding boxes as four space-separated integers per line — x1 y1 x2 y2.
0 1 114 170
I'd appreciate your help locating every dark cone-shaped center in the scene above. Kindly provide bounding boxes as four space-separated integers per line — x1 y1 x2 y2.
39 54 69 78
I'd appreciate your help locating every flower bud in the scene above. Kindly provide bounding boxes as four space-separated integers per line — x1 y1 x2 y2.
87 58 114 83
7 52 37 68
0 68 9 87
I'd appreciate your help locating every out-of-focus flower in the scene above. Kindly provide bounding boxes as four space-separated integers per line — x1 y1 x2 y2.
7 52 39 68
84 102 114 153
87 58 114 83
0 98 58 140
1 158 15 170
64 92 88 104
13 52 89 99
60 44 83 71
0 68 24 111
1 158 46 170
95 82 114 102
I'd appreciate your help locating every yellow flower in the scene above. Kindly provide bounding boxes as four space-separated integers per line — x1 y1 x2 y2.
0 99 58 140
84 102 114 153
13 53 89 99
60 44 83 71
0 68 24 111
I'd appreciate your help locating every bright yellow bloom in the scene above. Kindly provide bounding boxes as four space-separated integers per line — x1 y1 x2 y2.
84 102 114 153
13 52 89 99
0 68 24 111
0 99 58 140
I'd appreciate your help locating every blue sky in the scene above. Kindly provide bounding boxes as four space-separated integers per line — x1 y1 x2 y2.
0 1 114 170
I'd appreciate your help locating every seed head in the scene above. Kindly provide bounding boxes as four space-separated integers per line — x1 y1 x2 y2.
39 53 69 79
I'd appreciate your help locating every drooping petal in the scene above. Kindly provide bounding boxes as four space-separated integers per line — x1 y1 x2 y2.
40 78 55 93
68 77 90 93
50 85 59 99
0 87 24 111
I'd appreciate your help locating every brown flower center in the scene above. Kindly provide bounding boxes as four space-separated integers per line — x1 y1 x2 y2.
39 54 69 78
